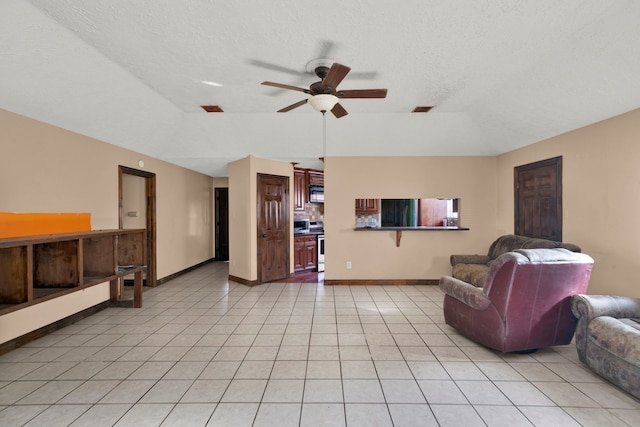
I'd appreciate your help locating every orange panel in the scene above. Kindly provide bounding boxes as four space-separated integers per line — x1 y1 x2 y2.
0 213 91 238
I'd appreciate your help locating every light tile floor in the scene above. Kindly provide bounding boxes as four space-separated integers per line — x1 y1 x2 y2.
1 261 639 426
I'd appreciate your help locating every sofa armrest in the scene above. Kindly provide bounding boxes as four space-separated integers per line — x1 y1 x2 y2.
450 254 491 266
571 294 640 363
439 275 491 310
571 294 640 321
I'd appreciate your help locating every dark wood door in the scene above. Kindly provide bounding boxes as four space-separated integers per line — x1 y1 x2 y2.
215 188 229 261
514 156 562 241
257 174 289 283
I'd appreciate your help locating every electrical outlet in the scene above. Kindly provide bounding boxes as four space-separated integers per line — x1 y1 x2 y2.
346 261 352 269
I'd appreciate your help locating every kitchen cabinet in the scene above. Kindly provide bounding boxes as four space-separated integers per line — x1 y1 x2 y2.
308 169 324 186
355 198 380 215
293 168 307 212
294 235 317 272
294 168 324 209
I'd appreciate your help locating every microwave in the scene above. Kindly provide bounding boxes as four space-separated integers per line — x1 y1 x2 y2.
309 185 324 203
294 219 310 233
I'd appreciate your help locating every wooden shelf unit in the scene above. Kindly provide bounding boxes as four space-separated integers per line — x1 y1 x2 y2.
0 229 146 313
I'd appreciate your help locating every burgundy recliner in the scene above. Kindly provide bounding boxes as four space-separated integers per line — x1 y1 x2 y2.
439 248 594 353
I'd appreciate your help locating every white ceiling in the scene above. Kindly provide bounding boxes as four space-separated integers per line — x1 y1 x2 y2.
2 0 640 177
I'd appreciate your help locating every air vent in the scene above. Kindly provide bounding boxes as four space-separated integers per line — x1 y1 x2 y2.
201 105 224 113
412 106 433 113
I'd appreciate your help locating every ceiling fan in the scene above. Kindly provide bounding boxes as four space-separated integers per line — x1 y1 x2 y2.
261 62 387 118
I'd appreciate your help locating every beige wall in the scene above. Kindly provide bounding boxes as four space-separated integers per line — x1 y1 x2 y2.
0 283 110 344
0 109 214 278
228 155 294 281
0 109 214 343
122 174 147 229
324 156 498 280
497 108 640 297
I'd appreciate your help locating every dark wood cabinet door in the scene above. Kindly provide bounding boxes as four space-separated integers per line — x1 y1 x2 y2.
293 169 307 212
308 170 324 186
293 235 317 272
515 156 562 241
355 199 379 215
303 239 317 270
293 238 305 271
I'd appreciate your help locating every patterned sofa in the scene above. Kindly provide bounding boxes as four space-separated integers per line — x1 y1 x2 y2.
450 234 581 288
571 295 640 399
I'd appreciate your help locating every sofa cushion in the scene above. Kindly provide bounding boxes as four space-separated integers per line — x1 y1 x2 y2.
587 316 640 365
486 235 527 259
452 263 488 288
619 318 640 331
451 235 582 288
487 234 581 259
514 248 583 263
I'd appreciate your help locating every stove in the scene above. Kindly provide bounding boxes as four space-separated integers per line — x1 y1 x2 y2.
317 234 325 272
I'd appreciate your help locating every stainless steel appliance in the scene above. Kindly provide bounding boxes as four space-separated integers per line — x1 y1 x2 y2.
309 185 324 203
317 234 325 272
293 219 310 234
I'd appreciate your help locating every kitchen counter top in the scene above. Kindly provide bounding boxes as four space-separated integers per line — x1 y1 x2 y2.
294 230 324 237
354 226 468 231
354 226 469 247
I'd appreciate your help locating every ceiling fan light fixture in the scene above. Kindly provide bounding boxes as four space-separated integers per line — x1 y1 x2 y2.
308 94 339 113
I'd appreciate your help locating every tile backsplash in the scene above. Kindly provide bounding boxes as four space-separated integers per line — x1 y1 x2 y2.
294 203 324 221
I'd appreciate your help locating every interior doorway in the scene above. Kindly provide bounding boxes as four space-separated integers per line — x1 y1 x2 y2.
514 156 563 241
119 165 157 287
215 188 229 261
257 173 289 284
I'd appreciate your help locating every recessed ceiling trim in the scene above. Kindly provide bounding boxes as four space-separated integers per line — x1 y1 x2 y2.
201 105 224 113
412 106 434 113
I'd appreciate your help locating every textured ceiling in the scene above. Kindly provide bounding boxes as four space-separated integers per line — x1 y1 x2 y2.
2 0 640 176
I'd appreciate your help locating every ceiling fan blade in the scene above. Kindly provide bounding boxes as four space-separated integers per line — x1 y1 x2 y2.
316 40 336 60
249 59 304 76
321 63 351 91
262 81 310 93
277 99 308 113
337 89 388 99
331 103 348 118
348 71 378 80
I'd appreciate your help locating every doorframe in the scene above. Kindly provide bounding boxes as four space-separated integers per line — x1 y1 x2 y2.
119 165 157 287
514 156 563 240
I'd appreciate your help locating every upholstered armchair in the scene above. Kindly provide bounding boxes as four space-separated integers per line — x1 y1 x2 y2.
571 295 640 399
440 248 594 353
